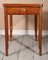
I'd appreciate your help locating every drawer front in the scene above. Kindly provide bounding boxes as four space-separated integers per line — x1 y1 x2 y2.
7 8 27 14
7 7 40 15
27 8 40 14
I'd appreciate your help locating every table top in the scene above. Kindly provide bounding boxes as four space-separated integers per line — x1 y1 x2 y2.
3 4 43 8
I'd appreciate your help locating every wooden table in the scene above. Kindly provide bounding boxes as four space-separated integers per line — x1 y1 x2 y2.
3 4 43 56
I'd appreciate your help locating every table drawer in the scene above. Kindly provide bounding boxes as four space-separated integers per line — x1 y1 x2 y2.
27 8 40 14
7 8 26 14
7 7 40 15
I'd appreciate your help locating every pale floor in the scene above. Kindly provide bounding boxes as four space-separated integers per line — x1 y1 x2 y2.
0 35 48 60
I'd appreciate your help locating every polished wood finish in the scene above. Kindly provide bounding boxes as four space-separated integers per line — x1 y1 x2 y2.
4 7 9 56
35 15 37 41
6 7 40 15
3 4 43 15
3 4 43 56
38 8 42 55
10 15 12 41
3 4 43 7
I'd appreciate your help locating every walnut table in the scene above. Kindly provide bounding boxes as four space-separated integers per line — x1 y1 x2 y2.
3 4 43 56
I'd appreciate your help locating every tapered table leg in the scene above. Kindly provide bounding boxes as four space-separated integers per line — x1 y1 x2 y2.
10 15 12 41
35 15 37 41
4 8 9 56
38 8 42 56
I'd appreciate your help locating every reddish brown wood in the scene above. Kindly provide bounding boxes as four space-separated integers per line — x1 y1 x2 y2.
4 7 9 56
3 4 43 8
35 15 37 41
3 4 43 15
6 8 40 15
38 8 42 56
3 4 43 56
10 15 12 41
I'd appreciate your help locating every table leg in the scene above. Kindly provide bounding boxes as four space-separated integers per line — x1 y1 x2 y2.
35 15 37 41
38 8 42 56
10 15 12 41
4 11 9 56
